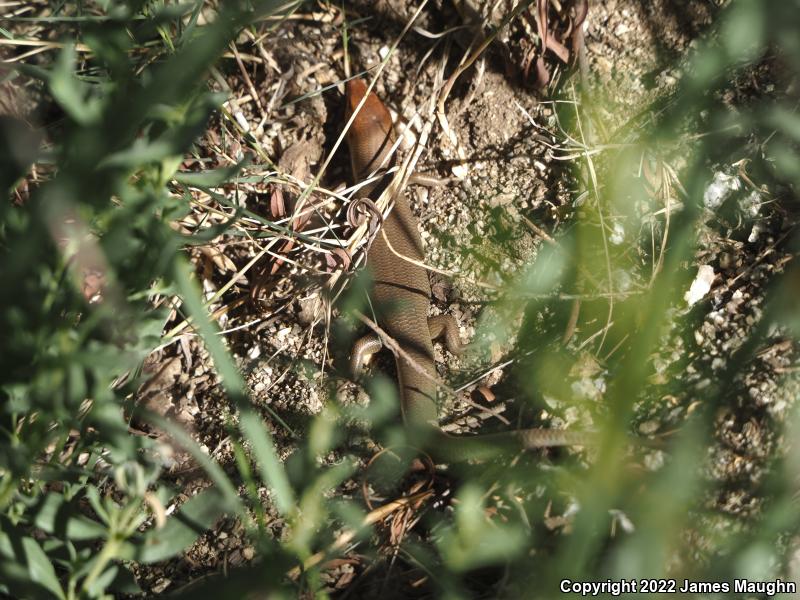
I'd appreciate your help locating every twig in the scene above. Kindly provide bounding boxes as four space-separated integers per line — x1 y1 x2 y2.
354 311 453 396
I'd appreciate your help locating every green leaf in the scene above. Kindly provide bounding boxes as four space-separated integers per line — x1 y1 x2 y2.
49 46 104 125
22 537 65 599
85 485 110 525
721 0 765 63
85 564 118 598
359 375 399 426
132 487 229 563
240 409 296 516
173 160 247 188
29 492 107 541
769 107 800 142
0 113 42 194
178 208 242 244
141 411 243 514
173 257 244 398
437 484 526 572
0 518 66 600
107 563 142 595
98 138 175 169
177 1 205 47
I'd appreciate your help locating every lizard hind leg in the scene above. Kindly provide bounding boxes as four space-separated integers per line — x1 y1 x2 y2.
428 314 464 356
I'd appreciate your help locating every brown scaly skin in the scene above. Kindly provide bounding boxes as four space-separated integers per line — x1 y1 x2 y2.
346 78 589 462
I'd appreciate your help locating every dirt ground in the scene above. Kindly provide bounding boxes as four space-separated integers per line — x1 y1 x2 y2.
127 0 799 595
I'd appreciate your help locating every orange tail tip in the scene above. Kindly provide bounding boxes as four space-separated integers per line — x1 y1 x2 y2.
344 78 393 137
345 78 368 114
344 78 395 189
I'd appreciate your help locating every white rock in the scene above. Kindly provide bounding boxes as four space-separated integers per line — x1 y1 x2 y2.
684 265 715 306
452 163 469 179
703 171 741 209
609 221 625 245
739 190 762 217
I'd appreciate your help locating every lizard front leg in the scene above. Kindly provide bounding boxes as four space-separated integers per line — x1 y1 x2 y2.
350 333 383 378
350 314 463 378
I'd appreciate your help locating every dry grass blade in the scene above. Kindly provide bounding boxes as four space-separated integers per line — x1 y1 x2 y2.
570 83 615 354
286 490 434 581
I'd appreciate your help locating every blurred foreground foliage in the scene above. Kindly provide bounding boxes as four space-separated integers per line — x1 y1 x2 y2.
0 0 799 598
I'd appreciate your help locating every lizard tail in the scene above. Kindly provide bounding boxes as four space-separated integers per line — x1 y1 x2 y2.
410 426 594 463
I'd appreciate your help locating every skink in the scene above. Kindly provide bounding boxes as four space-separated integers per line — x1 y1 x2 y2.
345 78 587 462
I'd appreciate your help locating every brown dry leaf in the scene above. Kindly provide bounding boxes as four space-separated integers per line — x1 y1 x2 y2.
474 385 496 403
570 0 589 62
278 136 323 183
137 356 183 416
325 248 352 271
198 244 237 274
270 184 286 219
